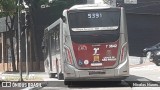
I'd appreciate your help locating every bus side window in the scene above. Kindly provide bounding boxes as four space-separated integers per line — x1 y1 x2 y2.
43 35 49 59
56 32 59 52
51 30 55 56
56 28 60 52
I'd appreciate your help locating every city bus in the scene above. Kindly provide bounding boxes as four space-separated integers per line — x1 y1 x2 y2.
42 4 129 85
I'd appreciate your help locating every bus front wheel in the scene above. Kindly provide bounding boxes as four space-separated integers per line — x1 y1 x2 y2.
155 60 160 66
64 80 72 85
49 73 56 78
58 73 64 80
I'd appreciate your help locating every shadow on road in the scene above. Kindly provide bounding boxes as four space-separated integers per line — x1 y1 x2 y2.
125 75 160 87
67 75 160 88
67 81 129 88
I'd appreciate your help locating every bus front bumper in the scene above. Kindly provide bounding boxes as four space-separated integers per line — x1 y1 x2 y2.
64 59 129 81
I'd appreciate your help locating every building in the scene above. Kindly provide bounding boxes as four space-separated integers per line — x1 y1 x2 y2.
117 0 160 56
0 17 10 71
0 16 44 72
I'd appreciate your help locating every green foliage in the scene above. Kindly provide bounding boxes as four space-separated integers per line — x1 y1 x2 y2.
0 0 19 71
33 0 76 8
51 0 76 8
0 12 5 18
30 0 76 22
38 0 49 5
0 0 17 14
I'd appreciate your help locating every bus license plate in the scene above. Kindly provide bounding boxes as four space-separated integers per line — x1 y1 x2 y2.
88 71 105 75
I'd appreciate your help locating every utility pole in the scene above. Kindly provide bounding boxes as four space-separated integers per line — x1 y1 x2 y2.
1 33 4 71
23 0 30 77
25 10 29 77
25 23 29 77
18 0 23 82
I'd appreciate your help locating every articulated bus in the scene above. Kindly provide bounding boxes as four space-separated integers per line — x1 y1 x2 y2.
42 4 129 85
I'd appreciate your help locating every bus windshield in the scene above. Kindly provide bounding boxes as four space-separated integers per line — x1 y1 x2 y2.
68 9 121 43
68 10 120 31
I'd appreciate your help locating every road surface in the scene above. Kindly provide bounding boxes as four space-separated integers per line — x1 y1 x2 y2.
37 62 160 90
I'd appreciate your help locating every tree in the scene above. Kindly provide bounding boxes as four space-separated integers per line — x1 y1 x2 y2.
22 0 76 71
0 0 23 71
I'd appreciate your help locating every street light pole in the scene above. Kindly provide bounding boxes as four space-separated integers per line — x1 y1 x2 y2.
23 1 30 77
18 0 23 82
25 11 29 77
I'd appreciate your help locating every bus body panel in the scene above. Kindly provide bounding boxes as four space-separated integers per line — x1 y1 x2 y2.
43 19 62 76
72 41 119 69
63 55 129 80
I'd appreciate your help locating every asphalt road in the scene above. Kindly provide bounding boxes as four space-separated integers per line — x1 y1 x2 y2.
38 62 160 90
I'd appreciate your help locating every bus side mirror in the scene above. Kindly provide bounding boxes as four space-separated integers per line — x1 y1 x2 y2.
61 15 66 23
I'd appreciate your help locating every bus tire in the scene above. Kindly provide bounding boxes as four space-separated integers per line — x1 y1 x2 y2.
56 60 64 80
64 80 72 85
58 73 64 80
155 60 160 66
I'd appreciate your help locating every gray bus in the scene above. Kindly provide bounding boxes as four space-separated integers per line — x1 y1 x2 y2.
42 4 129 85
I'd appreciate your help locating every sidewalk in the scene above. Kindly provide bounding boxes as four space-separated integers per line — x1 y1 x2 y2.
0 72 48 90
0 72 49 81
129 56 149 65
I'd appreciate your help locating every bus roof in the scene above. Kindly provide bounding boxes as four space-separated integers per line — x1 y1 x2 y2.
45 18 61 31
69 4 114 10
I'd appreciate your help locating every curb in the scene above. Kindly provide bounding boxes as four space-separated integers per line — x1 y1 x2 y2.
129 56 149 65
0 72 49 81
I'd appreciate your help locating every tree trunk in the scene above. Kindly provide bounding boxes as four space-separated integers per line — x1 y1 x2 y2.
9 31 16 71
16 21 19 71
6 16 17 71
29 4 40 71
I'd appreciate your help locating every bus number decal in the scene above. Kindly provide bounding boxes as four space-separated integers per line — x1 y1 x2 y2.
109 44 117 48
88 13 102 19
